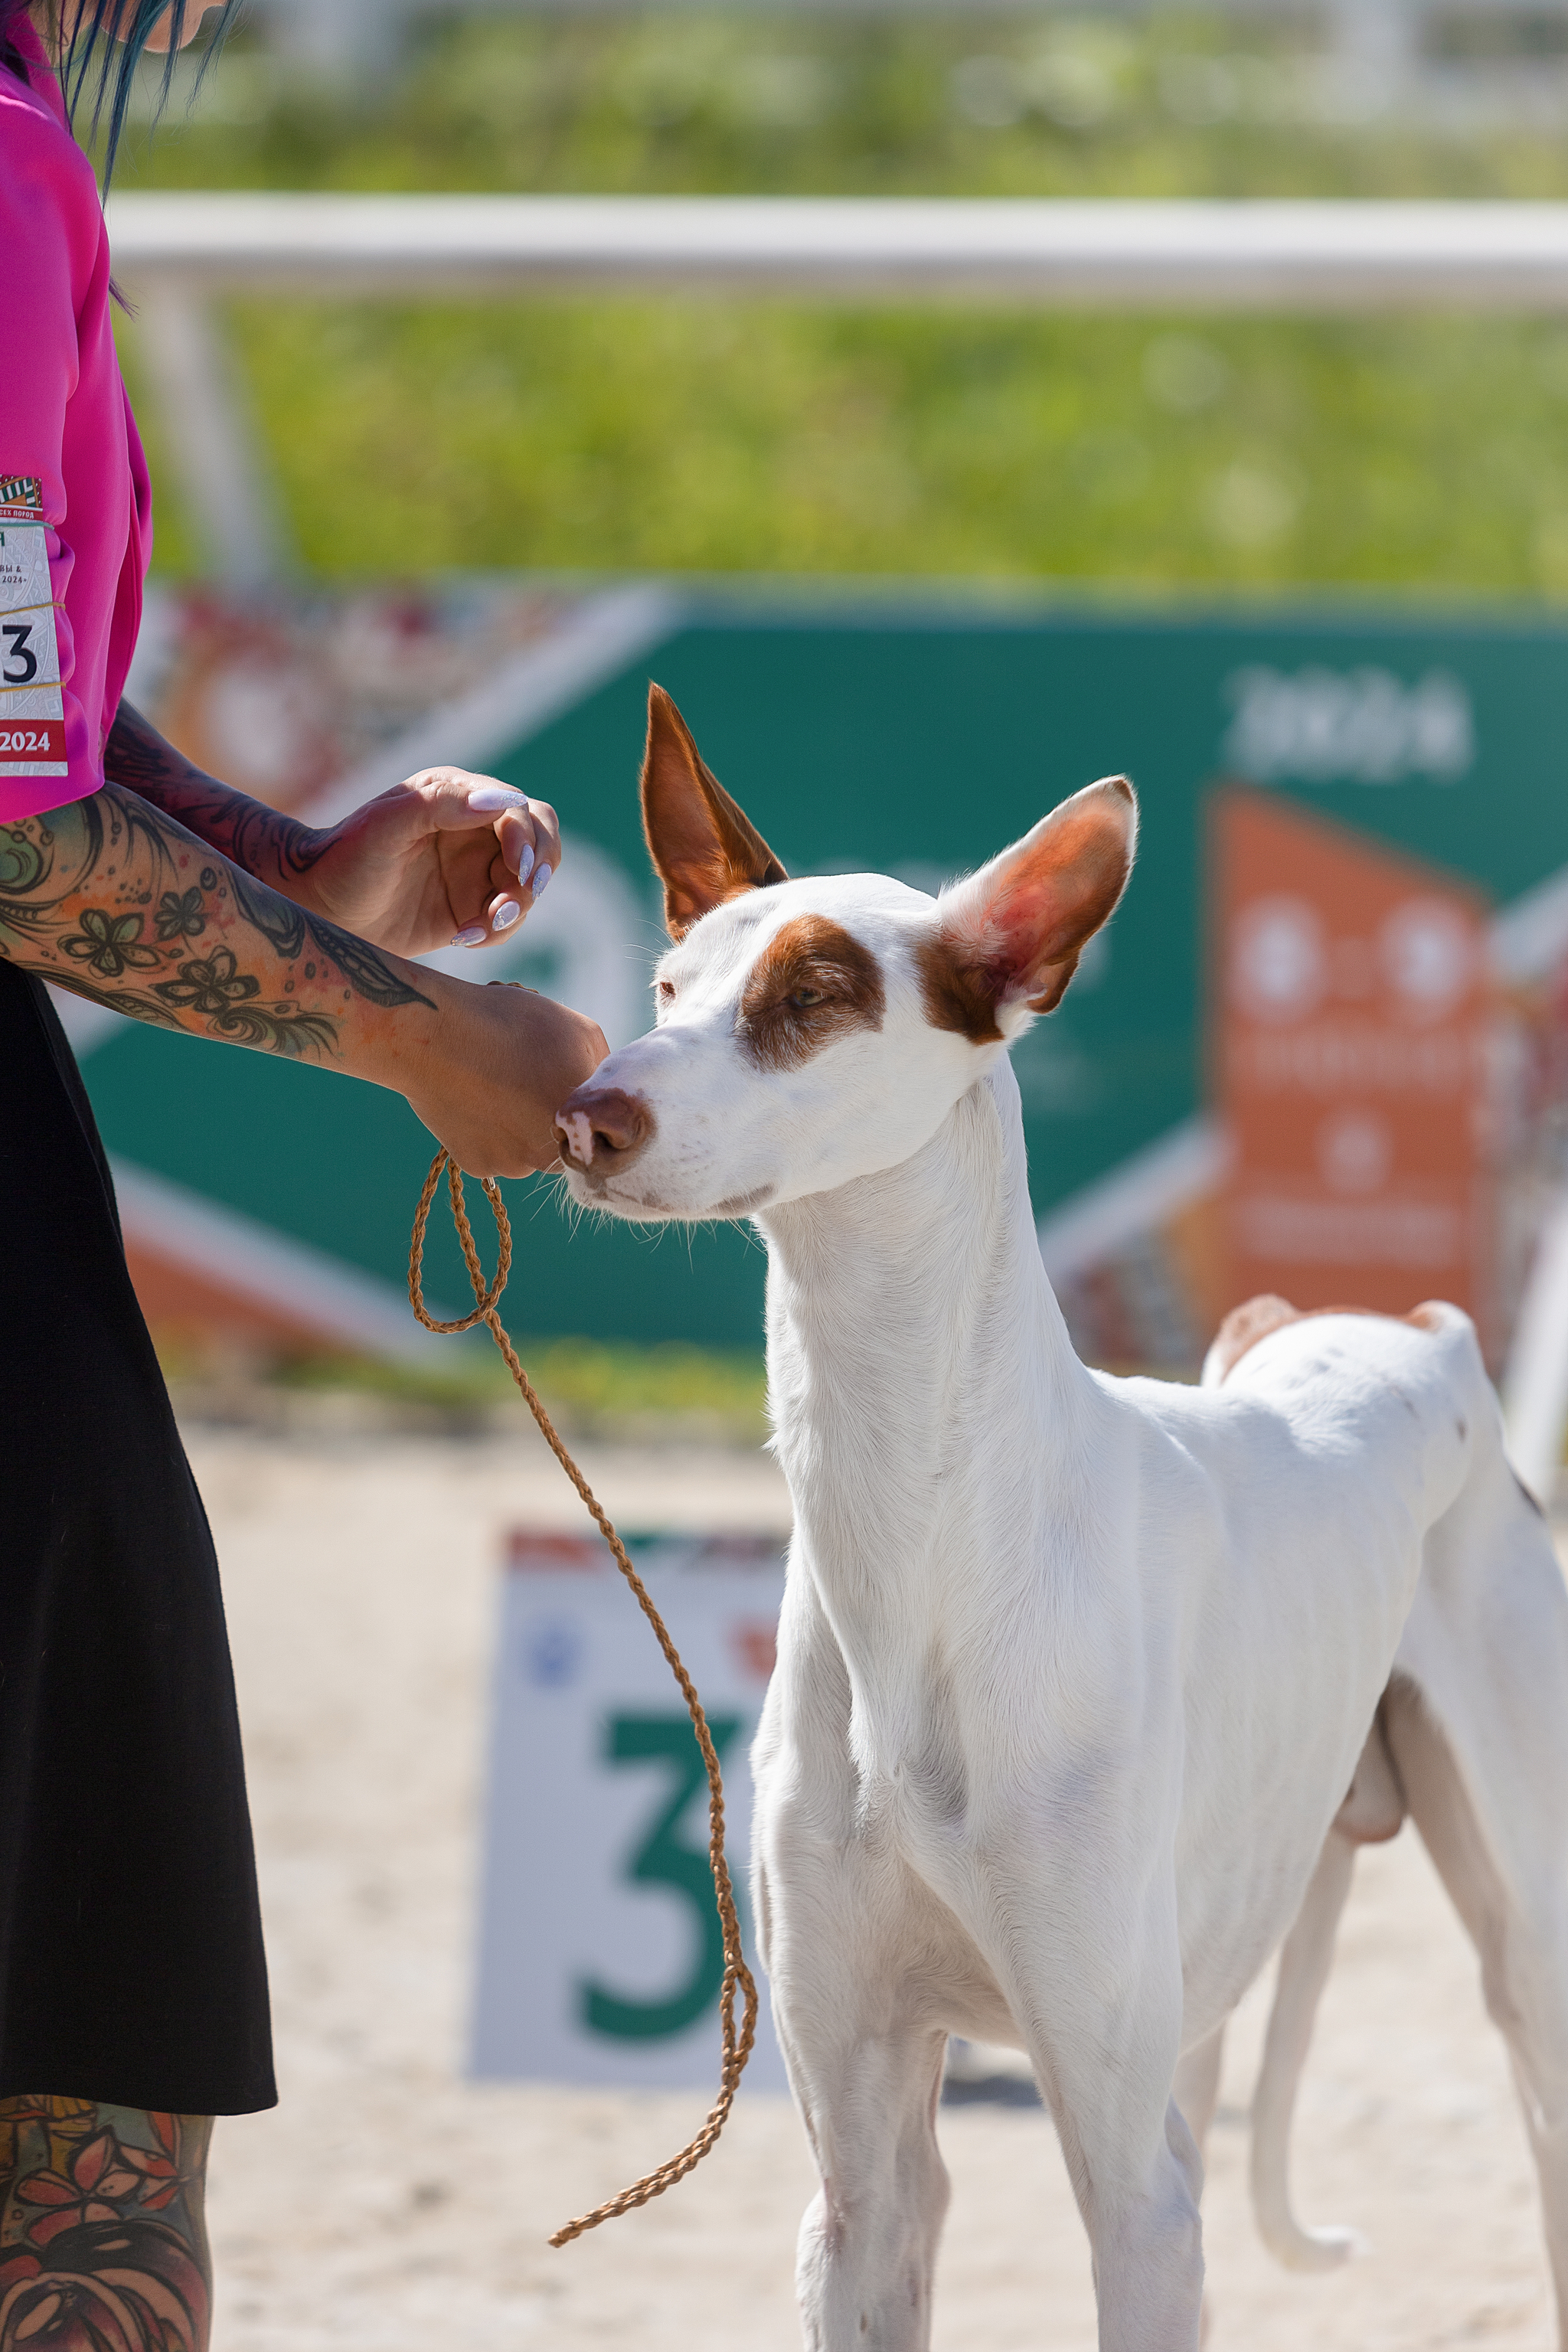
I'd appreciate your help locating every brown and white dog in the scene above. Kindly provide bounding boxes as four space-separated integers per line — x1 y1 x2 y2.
554 687 1568 2352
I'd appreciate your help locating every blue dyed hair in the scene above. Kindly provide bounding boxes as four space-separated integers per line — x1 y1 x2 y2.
0 1 243 185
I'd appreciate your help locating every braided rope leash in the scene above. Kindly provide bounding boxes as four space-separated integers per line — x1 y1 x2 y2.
407 1148 760 2248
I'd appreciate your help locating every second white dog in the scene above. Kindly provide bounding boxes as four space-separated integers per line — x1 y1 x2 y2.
555 687 1568 2352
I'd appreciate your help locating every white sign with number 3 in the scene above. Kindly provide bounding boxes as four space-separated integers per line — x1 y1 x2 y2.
471 1530 790 2092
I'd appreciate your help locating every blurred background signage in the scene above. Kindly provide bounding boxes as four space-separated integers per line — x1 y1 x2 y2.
72 586 1568 1374
1214 789 1497 1348
80 0 1568 1413
471 1530 789 2092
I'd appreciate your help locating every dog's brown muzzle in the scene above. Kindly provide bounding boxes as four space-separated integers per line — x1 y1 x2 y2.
554 1083 657 1189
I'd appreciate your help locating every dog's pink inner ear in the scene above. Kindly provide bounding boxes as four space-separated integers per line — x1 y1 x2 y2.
922 776 1137 1041
640 683 789 939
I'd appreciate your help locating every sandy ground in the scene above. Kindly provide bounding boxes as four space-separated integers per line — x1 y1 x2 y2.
190 1422 1561 2351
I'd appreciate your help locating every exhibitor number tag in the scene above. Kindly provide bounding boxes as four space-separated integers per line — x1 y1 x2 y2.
0 475 66 778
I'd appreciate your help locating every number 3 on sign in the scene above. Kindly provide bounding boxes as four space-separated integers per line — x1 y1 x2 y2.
580 1711 745 2041
2 622 37 684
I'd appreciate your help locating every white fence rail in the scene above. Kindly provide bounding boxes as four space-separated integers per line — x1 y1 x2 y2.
107 193 1568 309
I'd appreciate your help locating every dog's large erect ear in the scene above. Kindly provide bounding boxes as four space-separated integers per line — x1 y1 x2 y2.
920 776 1137 1041
640 684 788 939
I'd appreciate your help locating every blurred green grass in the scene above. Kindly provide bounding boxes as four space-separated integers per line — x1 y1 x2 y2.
108 9 1568 598
198 305 1568 593
158 1330 770 1442
112 9 1568 201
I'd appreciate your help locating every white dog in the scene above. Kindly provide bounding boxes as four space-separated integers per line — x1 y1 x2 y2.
555 686 1568 2352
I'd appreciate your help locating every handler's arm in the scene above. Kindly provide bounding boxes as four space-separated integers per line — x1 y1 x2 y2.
103 700 557 958
0 785 606 1176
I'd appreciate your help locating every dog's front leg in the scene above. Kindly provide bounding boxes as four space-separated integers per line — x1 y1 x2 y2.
759 1846 950 2352
1073 2094 1205 2352
786 2011 951 2352
1006 1894 1204 2352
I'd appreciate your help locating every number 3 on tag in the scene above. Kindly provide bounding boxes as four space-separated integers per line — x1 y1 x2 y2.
0 476 66 778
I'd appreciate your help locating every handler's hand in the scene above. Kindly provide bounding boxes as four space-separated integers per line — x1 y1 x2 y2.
292 769 561 958
400 982 608 1178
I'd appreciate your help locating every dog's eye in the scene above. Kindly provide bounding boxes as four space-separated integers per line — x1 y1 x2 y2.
789 985 827 1010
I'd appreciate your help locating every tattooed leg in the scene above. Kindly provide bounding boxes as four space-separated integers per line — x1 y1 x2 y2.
0 2096 214 2350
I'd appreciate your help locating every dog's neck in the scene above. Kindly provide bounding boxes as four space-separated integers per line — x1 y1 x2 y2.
756 1059 1110 1643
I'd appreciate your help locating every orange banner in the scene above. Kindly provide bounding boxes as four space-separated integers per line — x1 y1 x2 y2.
1213 789 1496 1351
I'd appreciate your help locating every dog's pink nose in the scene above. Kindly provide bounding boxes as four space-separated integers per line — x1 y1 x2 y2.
554 1083 654 1173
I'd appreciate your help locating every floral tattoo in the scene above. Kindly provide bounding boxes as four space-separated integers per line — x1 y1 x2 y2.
155 946 338 1055
61 908 162 981
0 2097 211 2352
0 781 431 1062
155 886 207 942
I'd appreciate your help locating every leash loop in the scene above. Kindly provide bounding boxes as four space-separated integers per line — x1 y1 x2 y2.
408 1148 759 2246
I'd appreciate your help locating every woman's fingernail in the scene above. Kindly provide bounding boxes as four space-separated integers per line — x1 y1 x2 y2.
493 900 522 931
452 923 488 947
531 863 553 900
514 841 535 885
466 786 530 814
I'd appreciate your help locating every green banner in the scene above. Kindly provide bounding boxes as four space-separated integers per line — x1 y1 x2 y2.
82 593 1568 1348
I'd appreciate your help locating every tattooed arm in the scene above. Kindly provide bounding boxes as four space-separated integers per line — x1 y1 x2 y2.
103 700 561 959
0 787 606 1176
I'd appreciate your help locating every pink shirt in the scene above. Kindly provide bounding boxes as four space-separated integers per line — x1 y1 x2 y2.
0 15 151 822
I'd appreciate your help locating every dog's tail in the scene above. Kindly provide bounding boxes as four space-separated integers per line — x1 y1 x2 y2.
1249 1827 1370 2272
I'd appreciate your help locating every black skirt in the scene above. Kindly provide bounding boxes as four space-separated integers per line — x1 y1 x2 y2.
0 962 274 2114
